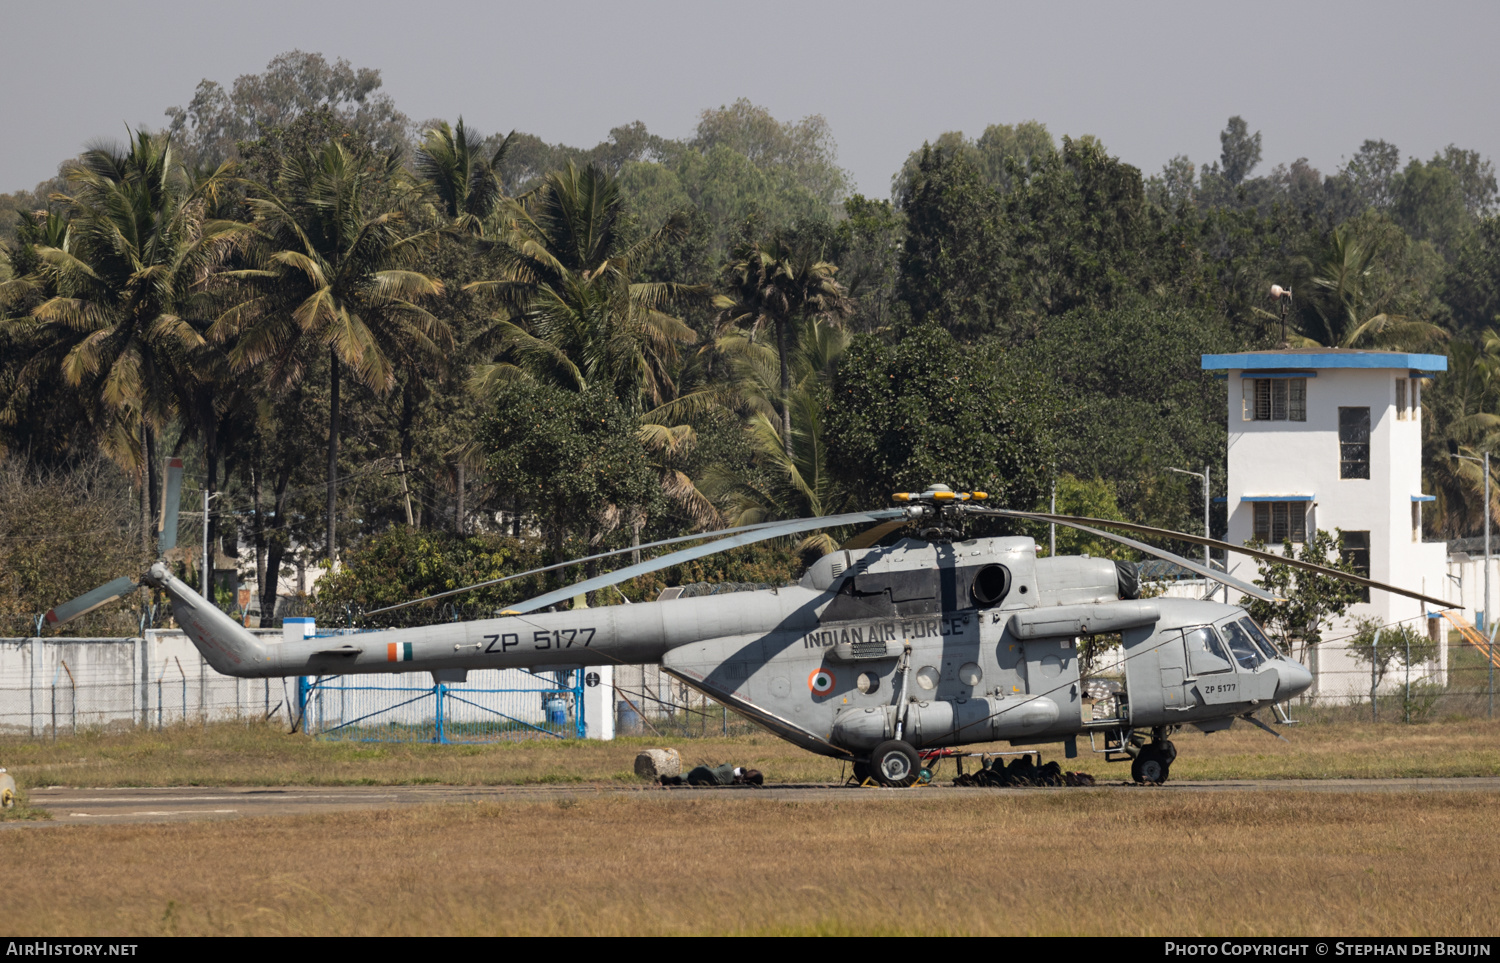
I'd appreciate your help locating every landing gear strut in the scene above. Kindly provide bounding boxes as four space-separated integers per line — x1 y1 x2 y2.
1131 731 1177 785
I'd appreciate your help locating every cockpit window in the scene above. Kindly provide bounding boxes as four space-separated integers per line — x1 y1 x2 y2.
1184 626 1233 675
1219 620 1266 670
1239 618 1282 660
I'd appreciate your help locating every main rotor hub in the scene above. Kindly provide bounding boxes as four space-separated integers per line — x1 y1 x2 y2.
891 483 989 505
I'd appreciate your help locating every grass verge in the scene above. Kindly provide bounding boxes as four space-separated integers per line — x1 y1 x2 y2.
3 714 1498 789
5 790 1498 935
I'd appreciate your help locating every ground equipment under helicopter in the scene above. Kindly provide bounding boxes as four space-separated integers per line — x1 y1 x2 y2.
47 475 1457 786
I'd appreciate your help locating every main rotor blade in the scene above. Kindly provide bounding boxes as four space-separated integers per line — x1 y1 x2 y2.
968 507 1278 602
158 457 184 554
44 576 138 628
364 517 823 617
507 509 908 615
839 517 910 551
983 508 1458 610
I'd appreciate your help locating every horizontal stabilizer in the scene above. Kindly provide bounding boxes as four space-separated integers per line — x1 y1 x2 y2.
45 576 138 627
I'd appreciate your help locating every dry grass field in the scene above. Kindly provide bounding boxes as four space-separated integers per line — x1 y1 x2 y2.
3 715 1500 791
4 790 1497 936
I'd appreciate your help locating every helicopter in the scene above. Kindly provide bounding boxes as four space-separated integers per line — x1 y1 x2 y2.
46 464 1457 787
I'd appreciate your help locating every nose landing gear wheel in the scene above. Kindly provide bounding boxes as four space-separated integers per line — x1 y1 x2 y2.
868 739 920 787
1131 744 1172 785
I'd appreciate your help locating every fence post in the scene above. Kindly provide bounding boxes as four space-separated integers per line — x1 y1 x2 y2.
1371 629 1380 723
1405 630 1412 725
28 637 37 738
297 676 309 733
574 670 585 740
62 660 75 735
175 656 187 726
1489 620 1497 720
435 682 445 745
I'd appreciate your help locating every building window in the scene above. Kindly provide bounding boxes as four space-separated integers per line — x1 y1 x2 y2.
1396 378 1423 421
1340 531 1371 603
1244 378 1307 421
1339 407 1370 479
1253 502 1307 544
1396 379 1407 420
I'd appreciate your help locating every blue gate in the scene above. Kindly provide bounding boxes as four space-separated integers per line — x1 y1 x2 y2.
297 667 586 743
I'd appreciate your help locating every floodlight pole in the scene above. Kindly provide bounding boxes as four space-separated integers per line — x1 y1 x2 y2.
1169 467 1213 602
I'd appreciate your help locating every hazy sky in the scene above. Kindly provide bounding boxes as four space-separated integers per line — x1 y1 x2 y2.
3 0 1497 199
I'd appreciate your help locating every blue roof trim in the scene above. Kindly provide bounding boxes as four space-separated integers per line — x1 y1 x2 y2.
1241 494 1314 502
1202 352 1447 372
1412 494 1436 502
1237 371 1316 379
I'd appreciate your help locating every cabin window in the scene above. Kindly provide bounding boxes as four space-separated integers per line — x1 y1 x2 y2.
1184 626 1233 675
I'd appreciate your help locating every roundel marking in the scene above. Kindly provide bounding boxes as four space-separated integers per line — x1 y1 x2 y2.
808 668 836 695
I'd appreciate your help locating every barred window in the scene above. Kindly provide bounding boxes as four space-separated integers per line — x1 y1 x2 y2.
1339 407 1371 479
1253 502 1308 544
1245 378 1307 421
1340 530 1371 603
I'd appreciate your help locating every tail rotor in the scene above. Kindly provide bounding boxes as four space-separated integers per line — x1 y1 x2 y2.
43 458 185 630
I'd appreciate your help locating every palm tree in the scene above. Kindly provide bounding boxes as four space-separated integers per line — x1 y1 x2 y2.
1293 224 1447 350
702 315 851 554
467 162 711 538
468 162 700 408
415 118 515 236
1424 335 1500 539
213 140 449 564
714 236 851 455
2 130 238 556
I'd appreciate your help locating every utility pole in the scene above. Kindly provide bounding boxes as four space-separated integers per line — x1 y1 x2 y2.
201 490 212 600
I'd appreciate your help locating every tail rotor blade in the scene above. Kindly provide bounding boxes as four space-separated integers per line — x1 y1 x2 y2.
44 576 139 628
158 457 184 554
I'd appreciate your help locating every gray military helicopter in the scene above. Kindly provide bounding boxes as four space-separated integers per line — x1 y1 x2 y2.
49 466 1456 787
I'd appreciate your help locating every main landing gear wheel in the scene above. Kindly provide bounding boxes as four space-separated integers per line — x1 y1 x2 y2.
869 740 920 787
1131 743 1173 785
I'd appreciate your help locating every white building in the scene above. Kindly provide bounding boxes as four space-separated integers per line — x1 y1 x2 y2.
1201 348 1449 702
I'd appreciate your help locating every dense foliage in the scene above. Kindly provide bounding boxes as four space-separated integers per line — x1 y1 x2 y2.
2 49 1498 630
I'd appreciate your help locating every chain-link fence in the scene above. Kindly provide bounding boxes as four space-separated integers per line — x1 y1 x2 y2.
299 668 586 743
611 663 760 738
0 633 749 742
12 621 1500 743
0 634 295 738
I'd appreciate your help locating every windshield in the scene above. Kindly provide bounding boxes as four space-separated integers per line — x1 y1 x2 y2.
1238 618 1283 660
1218 620 1266 670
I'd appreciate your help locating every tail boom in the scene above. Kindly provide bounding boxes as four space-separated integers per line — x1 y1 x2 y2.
144 564 822 681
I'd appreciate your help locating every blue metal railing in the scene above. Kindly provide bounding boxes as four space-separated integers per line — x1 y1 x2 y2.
296 668 586 743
